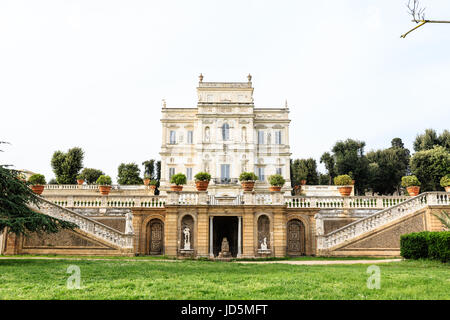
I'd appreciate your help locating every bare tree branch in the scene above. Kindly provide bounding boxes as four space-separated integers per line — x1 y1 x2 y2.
401 0 450 38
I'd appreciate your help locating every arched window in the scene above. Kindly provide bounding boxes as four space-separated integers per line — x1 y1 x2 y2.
222 123 229 141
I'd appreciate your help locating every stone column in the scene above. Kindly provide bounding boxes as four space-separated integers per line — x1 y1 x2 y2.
237 216 242 258
273 207 286 257
197 208 209 257
209 216 214 258
164 208 178 257
242 207 255 258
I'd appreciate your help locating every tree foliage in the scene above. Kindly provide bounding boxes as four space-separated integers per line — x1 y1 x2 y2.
410 146 450 191
50 147 84 184
142 160 155 179
0 165 76 236
320 152 336 185
413 129 450 152
80 168 104 184
290 158 319 186
117 163 143 185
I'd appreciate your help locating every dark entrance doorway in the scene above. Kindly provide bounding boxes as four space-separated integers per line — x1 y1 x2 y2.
213 216 238 257
287 219 306 256
147 219 164 255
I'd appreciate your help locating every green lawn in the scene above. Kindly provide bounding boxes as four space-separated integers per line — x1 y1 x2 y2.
0 258 448 300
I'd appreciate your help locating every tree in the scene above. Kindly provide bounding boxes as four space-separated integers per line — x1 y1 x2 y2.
366 138 410 195
401 0 450 38
319 173 330 185
410 146 450 191
156 161 161 181
413 129 440 152
0 141 76 235
331 139 369 195
80 168 104 184
142 160 155 179
290 158 319 186
320 152 336 185
51 147 84 184
117 163 143 185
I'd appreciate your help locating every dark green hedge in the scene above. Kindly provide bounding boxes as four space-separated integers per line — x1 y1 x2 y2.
400 231 450 263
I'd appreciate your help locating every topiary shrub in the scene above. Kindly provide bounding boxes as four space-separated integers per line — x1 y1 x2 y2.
96 175 112 186
440 174 450 187
239 172 258 182
333 174 352 186
268 174 285 187
149 179 159 186
28 174 46 185
400 232 430 260
401 175 421 187
427 232 450 263
194 172 211 181
170 173 187 185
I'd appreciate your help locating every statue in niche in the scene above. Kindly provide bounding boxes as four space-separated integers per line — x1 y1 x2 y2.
260 237 268 250
205 127 210 142
241 127 247 142
183 227 191 250
125 212 134 234
267 133 271 144
218 237 231 258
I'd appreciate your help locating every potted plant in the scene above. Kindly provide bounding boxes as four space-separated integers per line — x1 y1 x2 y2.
334 174 353 196
194 172 211 191
76 173 85 185
28 174 46 195
96 175 112 195
170 173 187 191
148 179 158 191
268 174 285 192
441 174 450 192
401 175 421 196
239 172 258 191
143 174 151 186
348 171 355 185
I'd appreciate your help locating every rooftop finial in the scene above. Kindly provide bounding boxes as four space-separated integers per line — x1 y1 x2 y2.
162 99 166 108
199 73 203 82
247 73 252 82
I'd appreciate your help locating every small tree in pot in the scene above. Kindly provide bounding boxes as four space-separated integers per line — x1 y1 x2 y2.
96 175 112 195
194 172 211 191
401 175 421 196
28 174 46 195
239 172 258 191
334 174 353 196
440 174 450 193
170 173 187 191
143 174 151 186
268 174 285 192
76 173 85 185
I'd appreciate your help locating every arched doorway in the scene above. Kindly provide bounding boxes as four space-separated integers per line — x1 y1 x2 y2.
147 219 164 255
287 219 306 256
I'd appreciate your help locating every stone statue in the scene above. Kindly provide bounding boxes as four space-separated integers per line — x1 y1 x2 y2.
260 237 268 250
125 212 134 234
183 227 191 250
205 127 210 142
218 237 231 258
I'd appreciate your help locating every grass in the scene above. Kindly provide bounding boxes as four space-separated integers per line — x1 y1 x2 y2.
0 258 448 299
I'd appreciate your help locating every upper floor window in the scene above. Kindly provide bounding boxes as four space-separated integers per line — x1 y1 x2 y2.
186 167 193 181
276 167 282 175
257 131 264 144
169 167 175 179
257 167 265 182
187 131 193 144
275 131 282 144
169 131 176 144
222 123 230 141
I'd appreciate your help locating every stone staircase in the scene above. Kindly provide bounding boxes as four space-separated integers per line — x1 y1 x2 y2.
31 196 134 249
317 192 449 252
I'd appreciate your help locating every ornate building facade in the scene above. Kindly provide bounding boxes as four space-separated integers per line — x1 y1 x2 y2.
159 74 292 195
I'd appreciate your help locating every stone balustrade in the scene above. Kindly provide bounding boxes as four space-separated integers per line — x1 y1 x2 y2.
285 195 409 209
317 192 449 250
31 197 134 248
45 195 166 208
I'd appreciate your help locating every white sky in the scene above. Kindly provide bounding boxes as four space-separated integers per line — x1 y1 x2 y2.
1 0 449 182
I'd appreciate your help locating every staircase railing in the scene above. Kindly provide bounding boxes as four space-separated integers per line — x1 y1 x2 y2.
317 192 449 250
31 196 134 249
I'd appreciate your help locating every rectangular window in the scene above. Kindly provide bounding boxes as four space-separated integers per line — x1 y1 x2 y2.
187 131 193 144
186 168 192 181
169 167 175 180
276 167 282 175
257 167 265 182
169 131 176 144
275 131 282 144
221 164 230 182
258 131 264 144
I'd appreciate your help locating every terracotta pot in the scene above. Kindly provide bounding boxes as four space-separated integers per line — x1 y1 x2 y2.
149 185 156 190
300 180 307 185
143 178 150 186
195 180 209 191
337 186 352 197
445 186 450 193
269 186 282 192
99 185 112 195
77 179 84 185
241 181 255 191
170 185 183 192
407 186 420 197
31 185 44 195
